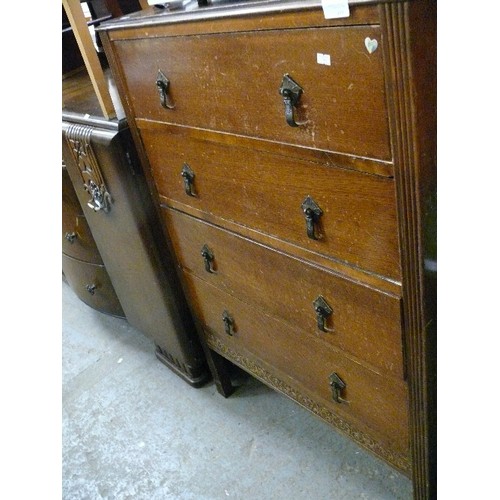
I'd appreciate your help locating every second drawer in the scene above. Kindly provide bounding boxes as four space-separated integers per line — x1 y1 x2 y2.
163 207 404 379
143 127 401 280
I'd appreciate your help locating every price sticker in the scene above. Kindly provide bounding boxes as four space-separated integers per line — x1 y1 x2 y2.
321 0 350 19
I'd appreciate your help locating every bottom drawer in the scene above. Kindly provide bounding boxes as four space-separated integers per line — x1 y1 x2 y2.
62 254 125 318
183 273 410 472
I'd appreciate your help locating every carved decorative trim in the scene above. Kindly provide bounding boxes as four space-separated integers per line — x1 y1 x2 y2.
65 123 112 213
155 344 209 387
206 332 411 474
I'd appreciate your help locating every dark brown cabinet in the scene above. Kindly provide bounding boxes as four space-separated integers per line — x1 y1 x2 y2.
62 110 209 386
62 162 125 317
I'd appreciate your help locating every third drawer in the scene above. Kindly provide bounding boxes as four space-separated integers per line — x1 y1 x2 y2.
162 207 404 380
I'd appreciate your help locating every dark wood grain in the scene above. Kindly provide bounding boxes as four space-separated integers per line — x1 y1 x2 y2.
141 124 401 280
62 164 103 264
62 116 208 384
115 25 391 160
62 253 125 317
163 207 404 379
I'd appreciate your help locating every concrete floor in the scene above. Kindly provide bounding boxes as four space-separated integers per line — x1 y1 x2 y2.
62 279 413 499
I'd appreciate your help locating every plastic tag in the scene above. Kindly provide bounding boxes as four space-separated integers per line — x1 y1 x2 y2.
321 0 350 19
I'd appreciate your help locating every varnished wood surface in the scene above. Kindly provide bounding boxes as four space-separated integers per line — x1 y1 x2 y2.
115 24 391 160
99 2 436 494
137 120 394 177
163 207 404 379
62 118 206 375
184 273 409 459
62 67 126 119
380 2 437 497
62 253 125 317
141 124 401 280
62 165 103 264
103 1 381 35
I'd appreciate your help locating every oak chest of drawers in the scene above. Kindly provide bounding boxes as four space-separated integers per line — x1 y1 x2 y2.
99 1 436 497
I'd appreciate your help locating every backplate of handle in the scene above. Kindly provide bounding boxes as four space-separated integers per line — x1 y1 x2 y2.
156 70 175 109
181 163 195 197
201 244 215 273
301 196 323 240
279 74 304 127
222 310 235 336
329 372 348 404
313 295 333 332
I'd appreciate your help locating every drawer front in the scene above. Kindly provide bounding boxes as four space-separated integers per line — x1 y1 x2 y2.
163 208 403 378
62 254 124 318
184 273 409 459
62 165 102 264
115 25 390 160
62 213 102 264
143 128 400 280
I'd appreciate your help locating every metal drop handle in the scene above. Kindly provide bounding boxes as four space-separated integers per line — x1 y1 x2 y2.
181 163 195 197
222 310 235 336
279 74 304 127
201 244 215 273
329 372 348 404
85 283 97 295
156 70 175 109
301 196 323 240
313 296 333 332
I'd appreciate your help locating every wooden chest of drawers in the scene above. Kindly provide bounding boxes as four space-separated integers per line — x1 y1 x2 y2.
62 161 125 317
99 1 436 497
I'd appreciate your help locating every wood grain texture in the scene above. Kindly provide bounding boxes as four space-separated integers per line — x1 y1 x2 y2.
104 4 380 39
184 273 410 460
99 2 436 494
141 125 401 280
115 25 391 160
163 207 404 379
136 120 394 177
62 164 103 264
62 254 125 317
380 1 436 497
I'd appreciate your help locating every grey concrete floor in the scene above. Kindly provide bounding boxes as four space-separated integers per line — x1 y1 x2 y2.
62 279 413 500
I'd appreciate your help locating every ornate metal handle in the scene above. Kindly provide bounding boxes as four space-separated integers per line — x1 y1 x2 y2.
181 163 195 197
156 70 175 109
85 283 97 295
222 310 235 336
201 244 215 273
329 372 348 404
85 180 112 213
279 74 304 127
65 232 77 243
301 196 323 240
313 296 333 332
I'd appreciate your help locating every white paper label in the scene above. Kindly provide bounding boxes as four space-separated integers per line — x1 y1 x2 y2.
316 53 332 66
321 0 350 19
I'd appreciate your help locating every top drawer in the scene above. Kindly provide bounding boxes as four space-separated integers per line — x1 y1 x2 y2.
114 25 391 160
